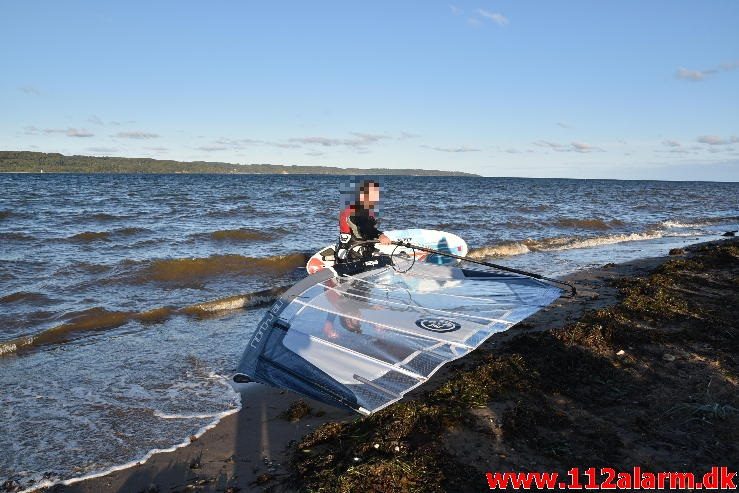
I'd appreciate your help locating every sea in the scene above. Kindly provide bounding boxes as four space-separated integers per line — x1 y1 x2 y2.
1 173 737 490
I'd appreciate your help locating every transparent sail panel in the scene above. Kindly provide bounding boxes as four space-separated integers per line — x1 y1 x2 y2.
238 262 562 414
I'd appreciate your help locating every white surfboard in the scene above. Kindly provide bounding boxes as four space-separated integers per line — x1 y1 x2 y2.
306 229 468 274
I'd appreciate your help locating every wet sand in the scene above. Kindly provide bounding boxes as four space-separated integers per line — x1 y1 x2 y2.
48 239 738 493
47 386 350 493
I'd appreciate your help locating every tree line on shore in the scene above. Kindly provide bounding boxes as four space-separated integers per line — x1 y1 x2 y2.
0 151 476 176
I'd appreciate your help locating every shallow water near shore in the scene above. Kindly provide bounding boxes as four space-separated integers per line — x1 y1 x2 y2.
0 173 737 490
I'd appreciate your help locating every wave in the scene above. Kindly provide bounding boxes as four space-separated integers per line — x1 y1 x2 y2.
69 231 111 242
31 307 132 345
114 226 151 236
468 241 533 258
661 216 739 229
5 227 147 243
63 227 149 242
54 261 112 276
0 309 129 355
0 287 288 357
0 291 51 305
516 204 550 213
0 308 133 356
20 404 241 493
89 213 124 222
136 306 176 324
130 253 307 286
0 232 35 241
181 286 287 318
153 410 233 419
207 228 273 242
467 215 739 260
551 217 625 230
204 205 256 218
468 231 669 259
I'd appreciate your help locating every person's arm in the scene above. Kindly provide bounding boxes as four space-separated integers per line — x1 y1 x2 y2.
353 213 391 245
363 215 382 239
366 214 391 244
344 209 390 245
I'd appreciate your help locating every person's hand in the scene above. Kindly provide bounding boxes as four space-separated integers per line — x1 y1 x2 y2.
378 234 392 245
323 321 338 339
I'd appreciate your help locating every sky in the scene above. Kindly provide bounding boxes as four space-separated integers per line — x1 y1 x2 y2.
2 1 738 180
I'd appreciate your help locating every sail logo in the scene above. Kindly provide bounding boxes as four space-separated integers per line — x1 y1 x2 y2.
251 313 274 348
415 318 461 332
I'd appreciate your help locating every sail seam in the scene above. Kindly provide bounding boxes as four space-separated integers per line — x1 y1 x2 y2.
291 299 475 350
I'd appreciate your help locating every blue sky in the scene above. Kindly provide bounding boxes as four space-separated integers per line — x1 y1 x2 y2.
2 1 738 180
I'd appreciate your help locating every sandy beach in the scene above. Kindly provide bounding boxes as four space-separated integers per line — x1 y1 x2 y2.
36 238 736 493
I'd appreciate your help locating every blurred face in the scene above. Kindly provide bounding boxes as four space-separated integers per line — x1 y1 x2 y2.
361 184 380 208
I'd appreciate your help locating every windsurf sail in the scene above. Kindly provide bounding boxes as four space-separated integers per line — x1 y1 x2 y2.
236 255 563 415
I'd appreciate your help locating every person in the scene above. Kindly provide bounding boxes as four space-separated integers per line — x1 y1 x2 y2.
336 179 391 263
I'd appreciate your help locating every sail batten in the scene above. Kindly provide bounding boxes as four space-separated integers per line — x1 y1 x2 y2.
303 332 427 381
317 279 511 323
291 298 478 349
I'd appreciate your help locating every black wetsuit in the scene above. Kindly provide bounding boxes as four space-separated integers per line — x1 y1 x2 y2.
337 204 383 262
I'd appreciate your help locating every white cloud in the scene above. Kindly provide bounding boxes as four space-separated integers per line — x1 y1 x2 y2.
215 138 299 149
289 136 343 147
114 131 160 139
676 67 711 81
43 127 94 138
214 138 263 148
194 132 396 152
662 139 681 147
269 142 302 149
534 140 602 153
88 115 122 126
288 132 389 149
349 132 388 144
676 61 738 81
422 145 481 153
397 131 420 140
534 140 565 150
477 9 509 26
196 145 229 152
697 135 739 145
449 4 462 15
659 148 690 155
67 128 94 138
19 85 41 95
571 142 598 153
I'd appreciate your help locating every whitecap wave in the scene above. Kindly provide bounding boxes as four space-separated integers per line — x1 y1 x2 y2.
468 230 701 259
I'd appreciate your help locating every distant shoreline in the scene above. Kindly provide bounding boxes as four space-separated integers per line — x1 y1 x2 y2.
0 151 477 176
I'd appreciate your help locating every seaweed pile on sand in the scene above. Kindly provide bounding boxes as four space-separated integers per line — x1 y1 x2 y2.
287 239 738 492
